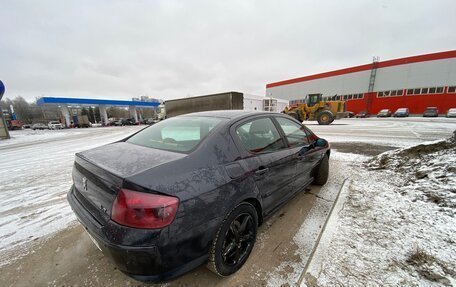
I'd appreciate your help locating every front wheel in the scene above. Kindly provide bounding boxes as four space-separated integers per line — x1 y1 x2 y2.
313 154 329 185
287 111 300 122
207 203 258 276
317 110 334 125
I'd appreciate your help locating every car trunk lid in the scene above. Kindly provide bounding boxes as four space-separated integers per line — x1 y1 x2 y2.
72 142 186 225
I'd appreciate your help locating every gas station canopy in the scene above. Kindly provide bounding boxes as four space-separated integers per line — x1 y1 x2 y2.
37 97 159 107
37 96 160 127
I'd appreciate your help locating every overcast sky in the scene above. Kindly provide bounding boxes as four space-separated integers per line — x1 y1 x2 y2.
1 0 455 102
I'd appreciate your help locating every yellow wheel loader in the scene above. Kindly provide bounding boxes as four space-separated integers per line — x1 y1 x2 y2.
283 94 347 125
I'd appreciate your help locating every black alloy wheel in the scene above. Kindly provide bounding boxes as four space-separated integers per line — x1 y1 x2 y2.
222 213 254 266
207 203 258 276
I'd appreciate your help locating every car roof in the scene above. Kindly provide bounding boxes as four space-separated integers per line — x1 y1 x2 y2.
179 110 284 120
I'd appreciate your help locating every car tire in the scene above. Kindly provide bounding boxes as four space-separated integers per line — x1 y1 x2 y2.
288 111 300 122
317 110 334 125
313 154 329 185
207 202 258 277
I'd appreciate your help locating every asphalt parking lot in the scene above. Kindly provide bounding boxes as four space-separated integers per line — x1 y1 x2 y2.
1 117 455 287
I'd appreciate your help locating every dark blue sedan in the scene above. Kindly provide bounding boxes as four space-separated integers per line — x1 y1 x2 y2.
67 110 330 282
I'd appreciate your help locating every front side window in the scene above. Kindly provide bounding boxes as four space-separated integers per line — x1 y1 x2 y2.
275 117 310 148
127 116 225 153
236 117 284 154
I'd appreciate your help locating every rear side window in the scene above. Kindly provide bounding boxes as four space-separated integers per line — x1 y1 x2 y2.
275 117 310 147
127 117 225 153
236 117 284 153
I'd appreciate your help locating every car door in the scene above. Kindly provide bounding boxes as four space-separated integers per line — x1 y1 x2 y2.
233 116 296 215
274 116 317 192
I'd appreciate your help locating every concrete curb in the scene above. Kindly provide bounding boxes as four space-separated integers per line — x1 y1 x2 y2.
296 177 350 286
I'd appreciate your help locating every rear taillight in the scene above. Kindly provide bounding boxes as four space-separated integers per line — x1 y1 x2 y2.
111 188 179 229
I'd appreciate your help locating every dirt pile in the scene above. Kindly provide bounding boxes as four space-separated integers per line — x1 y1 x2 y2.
368 130 455 170
367 131 456 209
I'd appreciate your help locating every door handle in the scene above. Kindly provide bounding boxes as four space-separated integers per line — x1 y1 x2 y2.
255 167 269 176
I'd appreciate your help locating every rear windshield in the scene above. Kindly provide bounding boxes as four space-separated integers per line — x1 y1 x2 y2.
50 121 60 124
126 116 226 153
397 108 407 112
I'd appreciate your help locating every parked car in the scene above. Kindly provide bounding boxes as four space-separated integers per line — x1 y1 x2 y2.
90 122 102 127
112 119 124 126
393 108 410 117
31 123 49 130
377 109 392 117
48 121 63 130
67 111 330 282
106 118 118 126
423 107 439 117
346 111 355 118
355 111 370 118
22 124 32 129
446 108 456 118
145 118 160 125
121 118 136 126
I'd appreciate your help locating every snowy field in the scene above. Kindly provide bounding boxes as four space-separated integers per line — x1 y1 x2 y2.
0 118 455 285
0 126 144 263
309 117 456 147
302 136 456 286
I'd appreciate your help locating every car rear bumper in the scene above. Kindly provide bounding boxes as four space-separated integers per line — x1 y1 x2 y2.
67 186 212 282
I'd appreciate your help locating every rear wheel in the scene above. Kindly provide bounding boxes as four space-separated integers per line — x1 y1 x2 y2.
317 110 334 125
313 154 329 185
207 203 258 276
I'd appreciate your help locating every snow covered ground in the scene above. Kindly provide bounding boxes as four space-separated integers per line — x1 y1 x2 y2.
1 118 455 285
0 126 143 265
264 118 456 286
310 117 456 148
300 134 456 286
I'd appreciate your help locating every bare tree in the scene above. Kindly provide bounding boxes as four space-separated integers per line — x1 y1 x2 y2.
12 96 35 123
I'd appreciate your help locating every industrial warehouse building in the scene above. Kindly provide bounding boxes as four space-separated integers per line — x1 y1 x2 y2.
266 50 456 115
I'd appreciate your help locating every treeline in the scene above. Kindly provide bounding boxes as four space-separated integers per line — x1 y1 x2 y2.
1 96 157 124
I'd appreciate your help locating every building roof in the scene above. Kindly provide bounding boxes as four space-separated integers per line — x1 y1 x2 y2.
36 97 159 107
266 50 456 88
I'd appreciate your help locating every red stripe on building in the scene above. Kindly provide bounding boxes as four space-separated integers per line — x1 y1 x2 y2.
266 50 456 88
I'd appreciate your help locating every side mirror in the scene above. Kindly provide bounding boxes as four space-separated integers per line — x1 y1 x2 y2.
315 138 328 147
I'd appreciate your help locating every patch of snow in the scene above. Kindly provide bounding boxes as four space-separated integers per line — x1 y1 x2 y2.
267 152 356 286
0 129 82 147
0 126 144 266
303 134 456 286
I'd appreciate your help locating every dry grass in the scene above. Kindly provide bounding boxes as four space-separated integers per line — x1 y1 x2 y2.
404 247 455 284
406 247 435 266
